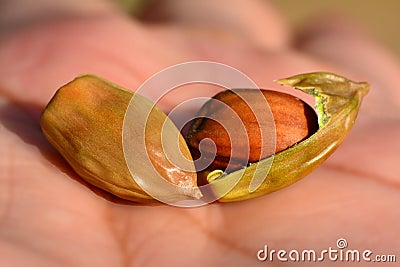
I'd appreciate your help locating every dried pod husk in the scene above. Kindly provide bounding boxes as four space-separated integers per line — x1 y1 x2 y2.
40 75 201 203
186 89 319 174
208 72 369 202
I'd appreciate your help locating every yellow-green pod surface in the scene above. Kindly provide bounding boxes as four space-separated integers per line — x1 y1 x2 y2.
210 72 369 202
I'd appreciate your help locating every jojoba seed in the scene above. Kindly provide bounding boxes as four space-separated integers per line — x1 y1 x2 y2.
186 89 319 172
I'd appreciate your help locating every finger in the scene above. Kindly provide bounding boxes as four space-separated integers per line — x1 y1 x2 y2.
0 15 176 109
0 0 171 109
141 0 290 50
295 15 400 116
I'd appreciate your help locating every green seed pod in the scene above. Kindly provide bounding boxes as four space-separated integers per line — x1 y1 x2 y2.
209 72 369 202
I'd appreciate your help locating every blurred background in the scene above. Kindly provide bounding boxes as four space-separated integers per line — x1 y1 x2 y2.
116 0 400 56
274 0 400 56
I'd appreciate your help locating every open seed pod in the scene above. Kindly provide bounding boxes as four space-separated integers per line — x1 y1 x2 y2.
41 72 368 204
199 72 369 202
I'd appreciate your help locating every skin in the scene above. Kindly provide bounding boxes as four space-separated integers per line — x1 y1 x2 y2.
1 0 399 266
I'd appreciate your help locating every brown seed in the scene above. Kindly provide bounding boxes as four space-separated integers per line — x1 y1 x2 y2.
186 89 319 173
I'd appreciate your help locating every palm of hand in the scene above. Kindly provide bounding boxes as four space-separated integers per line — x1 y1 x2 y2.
0 11 399 267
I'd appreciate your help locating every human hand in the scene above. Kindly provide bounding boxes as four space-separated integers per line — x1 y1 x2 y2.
0 0 399 266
